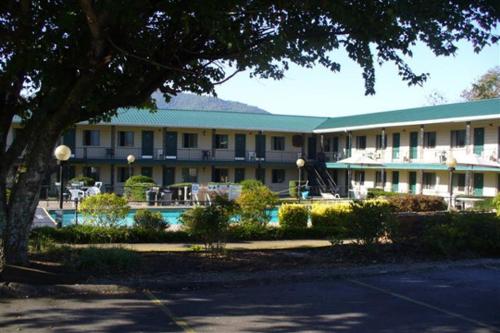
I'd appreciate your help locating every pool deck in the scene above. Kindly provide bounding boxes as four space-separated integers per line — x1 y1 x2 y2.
68 239 334 252
38 200 195 210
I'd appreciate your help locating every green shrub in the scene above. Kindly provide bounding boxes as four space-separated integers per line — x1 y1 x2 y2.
69 176 95 186
386 212 452 246
181 195 237 253
72 247 142 273
240 179 264 191
124 175 156 201
278 204 308 229
288 180 307 198
388 194 446 212
494 194 500 216
348 200 394 246
310 202 351 234
79 193 129 227
237 184 278 225
367 188 398 199
134 209 168 231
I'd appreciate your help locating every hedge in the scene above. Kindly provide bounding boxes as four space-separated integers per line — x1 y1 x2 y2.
278 204 308 229
124 175 156 201
388 194 446 212
310 202 351 232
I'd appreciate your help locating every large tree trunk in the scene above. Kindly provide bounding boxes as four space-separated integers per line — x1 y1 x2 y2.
2 123 60 265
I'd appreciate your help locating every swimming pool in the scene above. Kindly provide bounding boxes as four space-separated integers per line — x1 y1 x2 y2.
50 207 279 227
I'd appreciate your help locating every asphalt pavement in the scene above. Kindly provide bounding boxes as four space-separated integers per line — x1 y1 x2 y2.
1 265 499 332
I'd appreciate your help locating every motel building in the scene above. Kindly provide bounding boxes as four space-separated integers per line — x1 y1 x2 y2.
8 98 500 202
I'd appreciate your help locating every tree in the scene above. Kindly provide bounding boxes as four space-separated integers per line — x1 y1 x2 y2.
426 90 448 106
461 67 500 101
0 1 498 266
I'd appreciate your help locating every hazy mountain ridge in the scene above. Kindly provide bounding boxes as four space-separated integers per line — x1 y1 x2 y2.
152 92 269 114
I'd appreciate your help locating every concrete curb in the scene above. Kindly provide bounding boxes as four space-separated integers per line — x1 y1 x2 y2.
2 258 499 298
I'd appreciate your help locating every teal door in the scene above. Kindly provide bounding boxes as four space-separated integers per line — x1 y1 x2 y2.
142 131 154 157
235 134 246 160
162 167 175 186
256 134 266 159
165 131 177 158
409 132 418 160
473 128 484 155
409 172 417 194
473 173 484 196
63 128 76 155
392 133 400 159
391 171 399 192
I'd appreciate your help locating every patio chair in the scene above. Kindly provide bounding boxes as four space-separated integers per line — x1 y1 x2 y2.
85 186 101 197
68 189 85 201
94 181 103 189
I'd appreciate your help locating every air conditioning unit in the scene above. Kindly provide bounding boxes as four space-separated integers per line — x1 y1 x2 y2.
248 151 256 161
156 149 164 160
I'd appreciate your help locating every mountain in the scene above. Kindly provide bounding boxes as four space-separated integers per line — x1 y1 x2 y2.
152 92 270 114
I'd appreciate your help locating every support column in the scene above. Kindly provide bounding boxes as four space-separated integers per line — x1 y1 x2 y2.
381 128 386 190
347 131 352 158
419 125 424 162
320 134 324 153
465 121 472 154
211 129 216 159
110 165 115 193
417 169 423 194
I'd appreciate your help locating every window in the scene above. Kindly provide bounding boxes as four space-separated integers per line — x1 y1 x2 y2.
141 167 153 178
182 168 198 183
82 166 100 181
118 131 134 147
215 134 229 149
375 171 386 188
423 172 436 189
375 134 387 150
453 173 466 191
271 136 285 151
83 130 100 146
355 136 366 150
213 168 229 183
182 133 198 148
423 132 436 148
354 171 365 185
450 130 466 148
118 167 132 182
272 169 285 183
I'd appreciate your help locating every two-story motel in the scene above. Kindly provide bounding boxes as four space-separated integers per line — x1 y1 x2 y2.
8 98 500 198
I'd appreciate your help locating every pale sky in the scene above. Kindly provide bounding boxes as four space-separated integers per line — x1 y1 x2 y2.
215 39 500 117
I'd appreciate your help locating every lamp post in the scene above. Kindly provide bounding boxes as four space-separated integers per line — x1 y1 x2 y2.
127 154 135 179
446 157 457 211
54 145 72 208
296 158 305 202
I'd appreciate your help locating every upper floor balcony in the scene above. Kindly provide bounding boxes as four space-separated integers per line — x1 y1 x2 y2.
72 146 301 164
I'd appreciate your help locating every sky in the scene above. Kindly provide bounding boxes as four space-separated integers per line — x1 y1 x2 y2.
215 39 499 118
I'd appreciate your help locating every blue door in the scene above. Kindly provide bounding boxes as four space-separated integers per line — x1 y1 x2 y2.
165 131 177 159
142 131 154 157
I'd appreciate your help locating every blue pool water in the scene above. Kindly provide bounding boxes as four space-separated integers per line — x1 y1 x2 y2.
51 208 279 227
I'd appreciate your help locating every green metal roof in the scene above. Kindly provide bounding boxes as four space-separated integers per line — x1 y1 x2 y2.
326 162 500 172
316 98 500 131
93 108 327 133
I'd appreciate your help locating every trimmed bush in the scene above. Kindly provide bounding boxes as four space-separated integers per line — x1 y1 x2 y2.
240 179 264 191
124 175 156 201
69 176 95 186
134 209 168 231
278 204 308 229
310 202 351 232
347 200 394 246
494 194 500 216
79 193 129 227
181 195 237 252
367 188 398 199
386 212 452 246
237 184 278 225
388 194 446 212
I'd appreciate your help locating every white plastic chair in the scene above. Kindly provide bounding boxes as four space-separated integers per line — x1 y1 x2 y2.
69 189 85 201
94 181 103 189
85 186 101 197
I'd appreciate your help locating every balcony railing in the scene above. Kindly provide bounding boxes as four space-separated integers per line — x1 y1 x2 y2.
72 147 300 163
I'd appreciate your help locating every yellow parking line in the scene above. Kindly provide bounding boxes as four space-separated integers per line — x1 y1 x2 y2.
346 278 500 332
143 289 196 333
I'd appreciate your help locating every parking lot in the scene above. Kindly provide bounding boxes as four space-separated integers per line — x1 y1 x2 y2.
1 265 499 332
